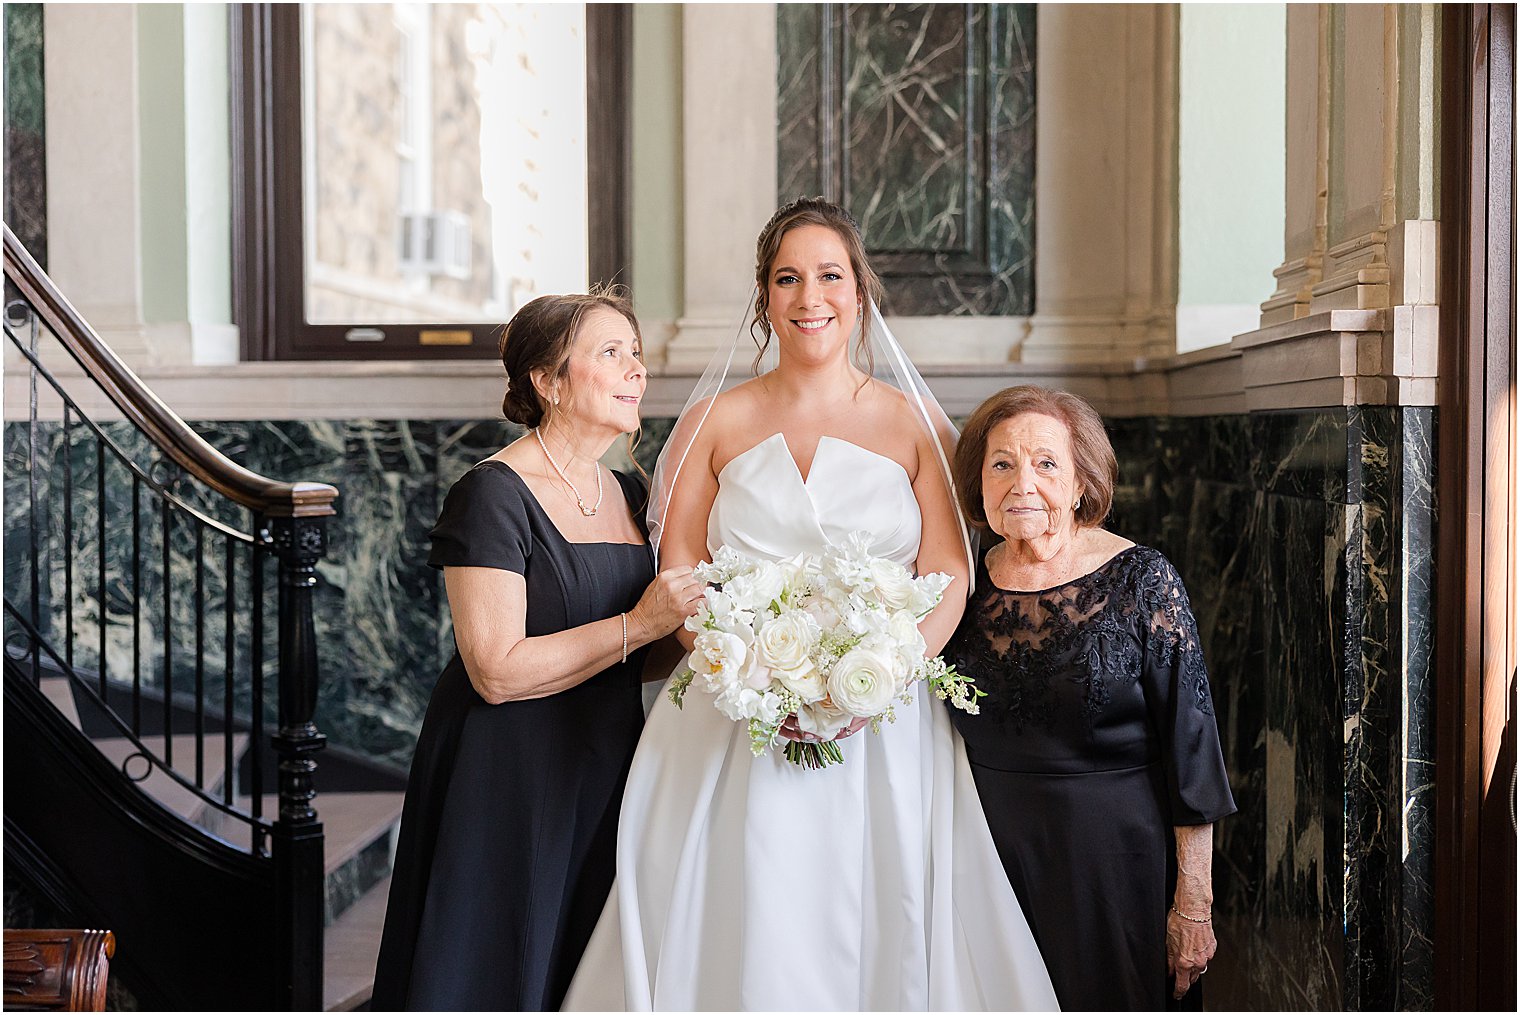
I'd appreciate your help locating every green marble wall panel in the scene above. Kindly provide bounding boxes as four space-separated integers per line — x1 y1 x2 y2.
4 3 47 266
4 404 1436 1011
777 3 1035 316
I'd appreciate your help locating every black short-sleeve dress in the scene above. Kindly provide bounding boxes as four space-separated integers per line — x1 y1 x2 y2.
371 461 654 1012
943 543 1235 1012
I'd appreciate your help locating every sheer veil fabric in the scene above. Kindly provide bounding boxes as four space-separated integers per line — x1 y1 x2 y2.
561 294 1057 1011
646 292 975 585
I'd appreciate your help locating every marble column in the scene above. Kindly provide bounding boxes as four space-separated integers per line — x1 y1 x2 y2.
1023 4 1178 365
663 3 777 372
40 4 148 363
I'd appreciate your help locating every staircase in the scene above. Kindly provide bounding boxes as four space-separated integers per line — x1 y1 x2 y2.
3 225 403 1009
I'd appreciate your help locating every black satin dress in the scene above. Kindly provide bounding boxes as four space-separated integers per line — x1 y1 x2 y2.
943 544 1235 1012
371 461 653 1011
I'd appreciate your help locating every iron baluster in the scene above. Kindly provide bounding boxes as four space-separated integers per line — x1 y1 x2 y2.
223 534 236 807
63 404 73 670
266 514 327 1011
195 524 205 788
251 541 264 840
97 440 106 697
161 497 173 768
27 305 39 684
131 475 141 734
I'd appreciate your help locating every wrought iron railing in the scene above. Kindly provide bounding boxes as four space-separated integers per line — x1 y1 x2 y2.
2 224 336 1008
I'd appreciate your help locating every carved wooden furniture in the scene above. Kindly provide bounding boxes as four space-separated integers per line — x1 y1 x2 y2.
3 930 115 1012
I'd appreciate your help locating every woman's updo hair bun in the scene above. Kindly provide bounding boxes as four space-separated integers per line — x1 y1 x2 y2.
498 288 642 427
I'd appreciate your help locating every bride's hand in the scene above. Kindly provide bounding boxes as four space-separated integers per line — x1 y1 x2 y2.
628 566 705 642
778 714 870 743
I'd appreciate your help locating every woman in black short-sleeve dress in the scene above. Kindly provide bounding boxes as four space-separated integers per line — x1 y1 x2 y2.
371 293 705 1011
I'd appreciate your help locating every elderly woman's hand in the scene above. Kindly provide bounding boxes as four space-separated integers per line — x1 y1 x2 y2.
1166 904 1217 998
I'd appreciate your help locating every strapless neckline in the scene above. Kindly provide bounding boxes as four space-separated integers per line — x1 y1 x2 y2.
717 432 912 488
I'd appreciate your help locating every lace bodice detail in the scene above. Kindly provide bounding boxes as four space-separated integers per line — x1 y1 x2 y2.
944 545 1225 789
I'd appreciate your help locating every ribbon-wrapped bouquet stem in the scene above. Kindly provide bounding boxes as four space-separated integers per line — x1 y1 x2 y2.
668 533 983 769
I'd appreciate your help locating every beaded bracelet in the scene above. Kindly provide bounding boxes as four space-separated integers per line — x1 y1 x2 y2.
1170 904 1212 924
620 613 629 664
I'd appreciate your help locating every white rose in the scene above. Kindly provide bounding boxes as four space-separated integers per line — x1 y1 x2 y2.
755 611 819 671
795 698 854 739
774 660 826 702
826 647 900 716
867 558 914 609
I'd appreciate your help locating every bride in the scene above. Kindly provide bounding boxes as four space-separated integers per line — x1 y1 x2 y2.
563 198 1058 1011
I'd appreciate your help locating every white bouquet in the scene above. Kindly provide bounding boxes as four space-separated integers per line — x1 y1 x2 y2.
668 532 983 769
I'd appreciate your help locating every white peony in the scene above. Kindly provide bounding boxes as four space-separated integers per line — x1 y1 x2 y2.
826 646 901 716
689 630 749 691
867 558 915 609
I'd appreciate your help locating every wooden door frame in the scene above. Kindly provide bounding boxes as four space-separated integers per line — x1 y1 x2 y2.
1435 4 1516 1010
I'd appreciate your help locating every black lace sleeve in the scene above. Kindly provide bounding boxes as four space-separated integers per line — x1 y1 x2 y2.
1135 551 1236 826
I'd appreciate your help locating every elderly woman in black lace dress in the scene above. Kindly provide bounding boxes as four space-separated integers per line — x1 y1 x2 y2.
942 385 1236 1011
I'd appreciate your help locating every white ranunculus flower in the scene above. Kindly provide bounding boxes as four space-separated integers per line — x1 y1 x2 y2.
773 660 826 703
755 611 819 672
868 558 914 609
796 698 854 739
826 646 900 716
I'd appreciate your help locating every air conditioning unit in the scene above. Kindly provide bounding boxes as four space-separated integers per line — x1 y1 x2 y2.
398 210 472 280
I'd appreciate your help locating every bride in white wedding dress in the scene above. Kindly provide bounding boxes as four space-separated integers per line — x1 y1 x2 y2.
563 199 1057 1011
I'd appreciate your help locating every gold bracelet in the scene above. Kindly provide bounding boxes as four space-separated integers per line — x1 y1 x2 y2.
1170 904 1212 924
620 612 628 664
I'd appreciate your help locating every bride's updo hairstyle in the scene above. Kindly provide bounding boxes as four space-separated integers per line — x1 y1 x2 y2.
752 196 886 369
499 288 642 427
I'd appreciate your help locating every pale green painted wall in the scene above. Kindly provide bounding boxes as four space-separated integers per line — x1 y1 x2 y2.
1177 4 1286 308
135 3 233 330
630 4 683 326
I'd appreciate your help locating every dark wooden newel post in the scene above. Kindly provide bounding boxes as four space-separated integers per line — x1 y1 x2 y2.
268 514 329 1009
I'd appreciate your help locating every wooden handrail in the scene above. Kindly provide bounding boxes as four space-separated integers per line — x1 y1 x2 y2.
3 225 336 518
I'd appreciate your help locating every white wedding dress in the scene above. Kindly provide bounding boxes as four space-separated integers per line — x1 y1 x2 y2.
563 433 1058 1011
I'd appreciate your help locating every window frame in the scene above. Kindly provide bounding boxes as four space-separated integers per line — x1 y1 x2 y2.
230 3 631 361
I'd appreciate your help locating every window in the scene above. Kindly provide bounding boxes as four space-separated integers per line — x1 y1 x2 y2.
232 3 629 360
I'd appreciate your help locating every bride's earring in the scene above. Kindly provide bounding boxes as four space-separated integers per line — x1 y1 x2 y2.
1073 496 1082 511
